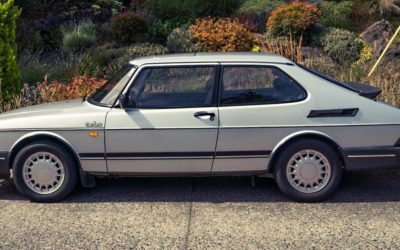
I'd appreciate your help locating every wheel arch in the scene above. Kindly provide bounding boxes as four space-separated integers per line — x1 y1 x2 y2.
8 131 82 171
266 130 346 173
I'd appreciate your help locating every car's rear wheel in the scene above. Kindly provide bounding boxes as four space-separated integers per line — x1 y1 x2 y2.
274 139 342 202
12 141 78 202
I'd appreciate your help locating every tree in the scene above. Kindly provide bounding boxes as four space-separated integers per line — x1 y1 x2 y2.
0 0 21 102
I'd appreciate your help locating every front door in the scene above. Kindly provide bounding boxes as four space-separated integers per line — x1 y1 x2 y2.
105 64 219 174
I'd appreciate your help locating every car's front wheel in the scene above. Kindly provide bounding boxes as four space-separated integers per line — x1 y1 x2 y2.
274 139 342 202
12 141 78 202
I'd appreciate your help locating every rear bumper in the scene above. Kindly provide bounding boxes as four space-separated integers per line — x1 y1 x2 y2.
0 151 10 179
344 147 400 171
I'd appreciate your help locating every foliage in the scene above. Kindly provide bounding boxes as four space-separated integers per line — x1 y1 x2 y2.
111 12 147 44
371 0 400 15
257 35 303 63
236 12 259 32
148 18 189 43
17 50 47 85
92 0 123 14
319 1 353 29
36 75 107 103
166 25 204 53
237 0 284 14
0 0 21 102
190 18 254 52
145 0 241 20
127 42 168 58
61 20 96 53
267 1 320 37
320 28 363 65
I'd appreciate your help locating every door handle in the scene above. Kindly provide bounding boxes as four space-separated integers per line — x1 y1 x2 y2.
194 111 216 121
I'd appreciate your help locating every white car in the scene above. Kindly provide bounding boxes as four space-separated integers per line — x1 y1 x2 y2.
0 53 399 202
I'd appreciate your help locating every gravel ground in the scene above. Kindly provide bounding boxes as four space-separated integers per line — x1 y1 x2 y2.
1 170 400 249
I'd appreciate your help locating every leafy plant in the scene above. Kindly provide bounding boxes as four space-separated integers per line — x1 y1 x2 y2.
148 18 189 43
61 20 96 53
190 17 254 52
267 1 320 39
237 0 284 14
319 1 353 29
111 12 147 44
92 0 123 14
37 75 107 103
0 0 21 102
127 42 168 58
320 28 363 65
167 25 204 53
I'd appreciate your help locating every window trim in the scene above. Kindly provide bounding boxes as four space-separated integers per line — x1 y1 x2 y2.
218 64 308 107
121 63 220 110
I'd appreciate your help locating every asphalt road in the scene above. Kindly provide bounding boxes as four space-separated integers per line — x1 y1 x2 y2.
1 170 400 249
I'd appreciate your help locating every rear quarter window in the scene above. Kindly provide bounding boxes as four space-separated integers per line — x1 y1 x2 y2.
220 66 307 106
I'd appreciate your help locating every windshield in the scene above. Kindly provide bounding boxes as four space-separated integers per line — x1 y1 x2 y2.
89 64 136 106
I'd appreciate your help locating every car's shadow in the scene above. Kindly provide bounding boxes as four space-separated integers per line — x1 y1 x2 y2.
1 170 400 203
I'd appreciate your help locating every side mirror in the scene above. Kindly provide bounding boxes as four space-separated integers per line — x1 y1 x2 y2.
118 94 129 109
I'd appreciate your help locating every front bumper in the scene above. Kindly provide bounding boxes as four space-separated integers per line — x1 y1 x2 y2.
344 147 400 171
0 151 10 179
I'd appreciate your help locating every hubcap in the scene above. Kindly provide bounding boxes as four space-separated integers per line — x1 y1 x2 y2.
22 152 65 195
286 149 331 193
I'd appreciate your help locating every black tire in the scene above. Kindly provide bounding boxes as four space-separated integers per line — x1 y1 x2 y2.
274 139 342 202
12 141 78 202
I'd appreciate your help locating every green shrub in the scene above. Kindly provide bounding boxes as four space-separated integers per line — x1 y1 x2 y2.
61 20 96 53
111 12 147 44
92 0 123 14
145 0 241 20
319 1 353 29
167 25 204 53
148 18 189 44
237 0 284 14
17 50 47 85
320 28 363 65
267 1 320 38
0 0 21 101
127 43 168 58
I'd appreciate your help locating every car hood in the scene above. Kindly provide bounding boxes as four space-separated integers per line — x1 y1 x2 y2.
0 99 109 130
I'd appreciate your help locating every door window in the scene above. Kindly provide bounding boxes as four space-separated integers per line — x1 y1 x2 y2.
220 66 306 106
128 66 217 108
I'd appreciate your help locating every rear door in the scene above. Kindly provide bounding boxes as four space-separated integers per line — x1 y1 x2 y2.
105 64 220 174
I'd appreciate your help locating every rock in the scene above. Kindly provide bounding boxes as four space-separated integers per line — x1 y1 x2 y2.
360 19 398 58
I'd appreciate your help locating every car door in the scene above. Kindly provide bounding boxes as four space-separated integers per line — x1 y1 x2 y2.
105 63 220 173
213 64 308 172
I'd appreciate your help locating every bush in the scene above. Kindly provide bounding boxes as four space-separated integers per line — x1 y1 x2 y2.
145 0 240 20
267 1 320 37
237 0 284 14
319 1 353 29
320 28 363 65
62 20 96 53
148 18 189 43
0 0 21 101
92 0 123 14
167 25 205 53
37 75 107 103
189 18 254 52
127 43 168 58
111 12 147 44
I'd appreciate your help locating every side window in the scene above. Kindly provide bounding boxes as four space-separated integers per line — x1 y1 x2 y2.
129 66 216 108
220 66 306 106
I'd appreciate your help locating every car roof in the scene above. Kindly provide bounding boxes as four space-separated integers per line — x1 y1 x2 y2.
129 52 293 66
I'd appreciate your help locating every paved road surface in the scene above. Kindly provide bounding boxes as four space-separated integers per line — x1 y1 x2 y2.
1 170 400 249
